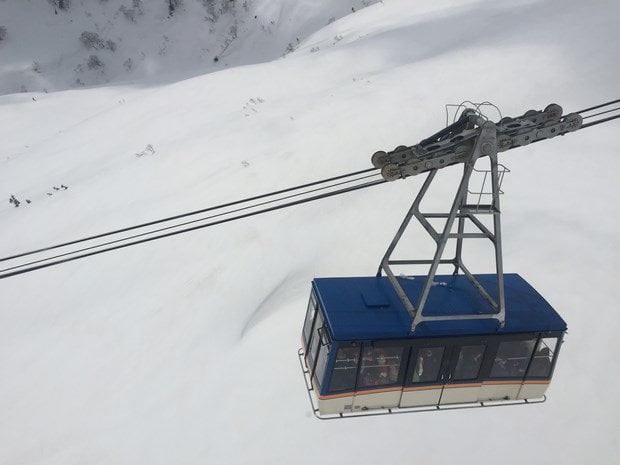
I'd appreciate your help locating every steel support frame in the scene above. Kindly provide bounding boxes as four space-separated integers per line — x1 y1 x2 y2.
377 122 506 331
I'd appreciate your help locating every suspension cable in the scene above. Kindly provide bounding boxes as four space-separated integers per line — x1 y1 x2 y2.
575 98 620 114
581 113 620 129
0 174 385 279
1 167 377 264
576 99 620 128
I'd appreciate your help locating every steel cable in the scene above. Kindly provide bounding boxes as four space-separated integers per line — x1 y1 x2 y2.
1 168 378 264
0 174 385 279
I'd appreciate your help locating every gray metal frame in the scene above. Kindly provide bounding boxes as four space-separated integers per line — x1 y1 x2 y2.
377 121 507 331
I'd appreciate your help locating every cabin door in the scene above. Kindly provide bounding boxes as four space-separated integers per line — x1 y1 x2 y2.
400 340 487 408
439 342 487 404
400 341 450 408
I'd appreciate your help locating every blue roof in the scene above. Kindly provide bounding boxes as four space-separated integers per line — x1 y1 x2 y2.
312 274 567 341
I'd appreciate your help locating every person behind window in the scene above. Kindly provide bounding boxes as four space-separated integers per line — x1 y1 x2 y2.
528 347 552 377
508 340 535 377
492 355 510 377
360 348 383 386
360 348 401 386
413 348 441 383
454 346 484 380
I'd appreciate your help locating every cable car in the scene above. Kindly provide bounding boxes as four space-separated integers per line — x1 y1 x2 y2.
299 104 574 418
299 273 565 418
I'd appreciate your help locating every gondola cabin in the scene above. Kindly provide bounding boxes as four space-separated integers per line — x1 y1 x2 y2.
300 273 566 418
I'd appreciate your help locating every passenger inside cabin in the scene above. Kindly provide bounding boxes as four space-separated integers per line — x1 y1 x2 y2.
359 346 402 387
528 347 552 377
454 345 484 380
491 339 537 378
360 349 388 386
413 348 442 383
491 356 510 377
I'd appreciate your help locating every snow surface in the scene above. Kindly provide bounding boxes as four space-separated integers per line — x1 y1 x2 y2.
1 0 620 464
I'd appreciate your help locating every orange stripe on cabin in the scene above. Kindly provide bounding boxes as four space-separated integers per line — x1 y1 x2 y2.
482 380 523 386
311 377 355 400
315 385 402 401
403 385 443 392
443 382 482 389
354 386 402 396
316 391 356 400
522 379 551 385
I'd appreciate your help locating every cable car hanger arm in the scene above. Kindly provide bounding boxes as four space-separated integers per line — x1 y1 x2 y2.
371 100 620 181
372 99 619 331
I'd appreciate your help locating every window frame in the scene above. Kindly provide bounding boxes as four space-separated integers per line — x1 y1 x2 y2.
487 336 538 380
327 342 362 394
525 333 563 380
306 310 325 377
408 345 447 385
314 334 331 389
355 341 408 392
449 343 488 382
302 291 318 348
403 338 456 387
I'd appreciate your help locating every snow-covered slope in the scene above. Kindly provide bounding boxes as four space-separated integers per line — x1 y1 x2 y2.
0 0 381 95
1 0 619 464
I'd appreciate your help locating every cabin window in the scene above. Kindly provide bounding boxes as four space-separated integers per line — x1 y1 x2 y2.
490 339 536 378
411 347 444 383
302 292 317 346
328 344 360 392
358 344 403 388
307 311 324 373
526 337 558 378
453 344 485 380
314 337 330 387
